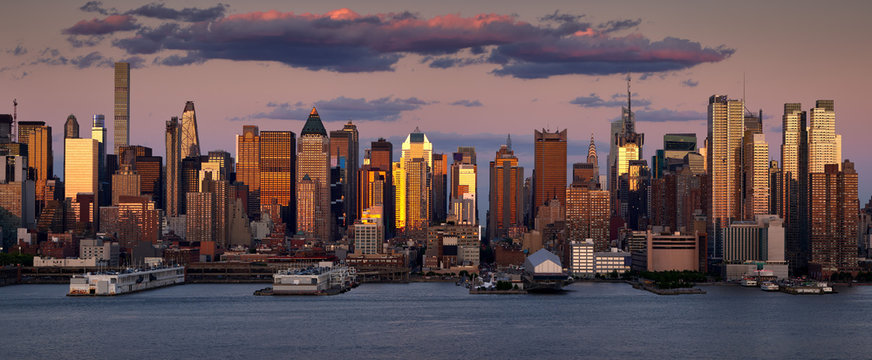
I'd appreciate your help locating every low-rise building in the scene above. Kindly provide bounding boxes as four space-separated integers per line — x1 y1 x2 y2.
569 239 594 277
80 238 120 266
33 256 99 267
594 249 631 274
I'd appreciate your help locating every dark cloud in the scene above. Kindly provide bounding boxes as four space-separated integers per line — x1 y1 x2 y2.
248 96 432 121
681 79 699 87
64 15 138 35
125 3 228 22
154 53 205 66
570 93 650 108
8 44 27 56
66 35 104 48
69 51 113 69
632 108 706 122
28 48 144 69
80 1 114 15
598 18 641 33
450 100 483 107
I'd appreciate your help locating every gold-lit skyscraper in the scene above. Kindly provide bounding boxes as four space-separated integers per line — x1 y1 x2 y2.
566 185 610 251
113 62 129 154
533 128 567 210
450 147 477 224
26 124 52 207
488 138 524 239
259 130 295 227
64 137 99 222
297 108 329 240
236 125 260 217
808 100 840 173
707 95 744 230
808 161 858 279
743 133 770 219
395 127 432 235
180 101 201 158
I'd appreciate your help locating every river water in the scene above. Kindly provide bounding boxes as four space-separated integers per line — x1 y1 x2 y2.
1 282 871 359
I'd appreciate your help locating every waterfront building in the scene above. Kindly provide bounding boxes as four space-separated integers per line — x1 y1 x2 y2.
594 249 631 275
533 128 567 211
180 101 201 158
297 108 330 241
236 125 260 217
99 195 159 249
566 184 610 251
79 238 120 266
165 117 182 217
569 239 594 277
426 222 481 268
113 62 130 154
487 139 524 239
633 230 699 272
808 161 859 279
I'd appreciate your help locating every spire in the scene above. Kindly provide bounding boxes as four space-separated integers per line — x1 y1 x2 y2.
506 134 512 150
301 107 327 136
626 73 631 115
587 133 597 163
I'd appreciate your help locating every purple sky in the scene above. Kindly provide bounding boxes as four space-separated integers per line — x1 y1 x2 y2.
2 1 871 220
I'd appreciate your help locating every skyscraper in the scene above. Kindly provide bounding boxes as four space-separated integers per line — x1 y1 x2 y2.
566 185 610 251
64 115 79 139
368 138 393 236
450 147 477 224
180 101 201 159
808 100 840 173
329 122 358 238
26 124 52 208
707 95 744 236
533 128 567 210
165 117 181 217
743 133 770 219
432 153 448 223
808 161 858 279
297 108 329 240
64 137 99 223
395 127 432 235
91 115 108 206
111 164 140 206
236 125 260 217
609 78 645 194
260 130 296 230
488 138 524 239
781 103 809 273
113 62 130 154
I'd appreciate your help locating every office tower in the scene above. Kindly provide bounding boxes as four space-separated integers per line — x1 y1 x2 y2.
707 95 744 235
64 138 99 223
654 133 697 178
25 124 52 209
186 191 215 243
17 121 44 147
329 123 357 238
566 184 610 251
572 135 600 189
180 156 202 213
354 206 384 255
808 100 840 173
64 115 79 139
359 167 387 216
100 195 159 249
260 130 295 230
619 159 651 230
743 133 769 219
808 161 858 279
0 155 36 229
297 175 318 237
206 150 232 182
610 78 645 192
165 117 181 217
134 156 162 209
200 176 231 248
488 138 525 239
781 103 809 273
395 127 432 235
296 108 329 240
236 125 260 217
91 114 110 207
768 161 783 216
450 147 477 224
432 153 448 223
0 114 12 144
111 164 140 205
369 138 394 235
180 101 201 158
744 109 763 135
114 62 130 154
533 128 567 210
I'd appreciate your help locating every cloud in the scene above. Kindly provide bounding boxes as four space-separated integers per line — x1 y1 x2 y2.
450 99 483 107
28 48 144 69
66 35 104 48
64 15 138 35
571 93 651 108
153 53 205 66
630 108 706 122
7 44 27 56
681 79 699 87
91 8 731 76
248 96 432 121
125 3 228 22
80 1 114 15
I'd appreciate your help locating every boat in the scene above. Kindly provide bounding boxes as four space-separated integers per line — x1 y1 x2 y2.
69 265 185 296
740 277 758 287
258 262 356 296
760 281 779 291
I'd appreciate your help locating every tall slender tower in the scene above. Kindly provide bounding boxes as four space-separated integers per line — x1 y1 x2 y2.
113 62 130 154
707 95 744 260
92 115 109 206
533 128 567 210
488 137 524 239
180 101 201 159
27 124 52 210
165 117 181 217
297 107 330 240
236 125 260 217
808 161 858 279
432 153 448 223
808 100 839 173
370 138 394 236
743 133 769 219
450 147 477 224
260 130 296 229
396 127 432 235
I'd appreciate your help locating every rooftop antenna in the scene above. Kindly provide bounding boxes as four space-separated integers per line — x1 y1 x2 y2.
12 98 17 139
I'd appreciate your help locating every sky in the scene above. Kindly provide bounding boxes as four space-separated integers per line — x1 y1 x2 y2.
1 0 871 224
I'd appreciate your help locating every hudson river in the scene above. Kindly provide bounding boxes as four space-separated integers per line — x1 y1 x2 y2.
2 282 872 359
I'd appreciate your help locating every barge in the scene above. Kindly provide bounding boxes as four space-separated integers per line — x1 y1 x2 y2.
255 263 356 296
69 265 185 296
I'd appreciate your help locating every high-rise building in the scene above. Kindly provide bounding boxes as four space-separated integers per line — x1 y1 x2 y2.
488 138 524 239
432 153 448 224
64 115 79 139
134 155 162 210
297 108 330 240
186 191 215 243
707 95 744 240
395 127 432 235
329 123 358 239
654 133 697 178
165 117 181 217
180 101 201 159
566 185 610 251
533 128 567 210
25 124 52 209
111 164 140 205
808 161 858 279
236 125 260 217
369 138 394 235
296 175 318 237
180 156 202 214
743 133 769 219
64 138 99 223
91 115 109 206
450 147 477 225
260 130 295 230
609 79 645 203
353 206 384 255
113 62 130 154
573 135 600 188
0 155 35 229
808 100 840 173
